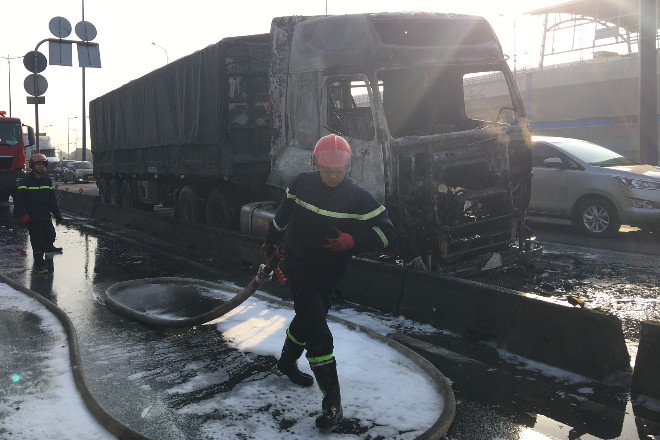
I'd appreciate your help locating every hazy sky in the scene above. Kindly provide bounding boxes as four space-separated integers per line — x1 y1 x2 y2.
3 0 564 153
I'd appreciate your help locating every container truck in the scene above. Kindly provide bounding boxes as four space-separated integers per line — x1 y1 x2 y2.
0 111 35 202
90 13 536 268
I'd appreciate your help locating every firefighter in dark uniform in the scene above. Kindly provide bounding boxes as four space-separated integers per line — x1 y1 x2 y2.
15 154 63 273
263 134 396 431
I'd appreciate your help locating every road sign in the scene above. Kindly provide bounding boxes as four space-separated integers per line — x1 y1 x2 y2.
49 41 73 66
49 16 72 39
78 43 102 68
23 51 47 73
75 21 97 41
24 74 48 96
27 96 45 104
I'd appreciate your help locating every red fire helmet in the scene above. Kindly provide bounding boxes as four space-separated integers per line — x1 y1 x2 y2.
312 134 352 171
29 153 48 169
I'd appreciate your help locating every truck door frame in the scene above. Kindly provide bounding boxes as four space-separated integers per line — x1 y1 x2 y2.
320 74 386 203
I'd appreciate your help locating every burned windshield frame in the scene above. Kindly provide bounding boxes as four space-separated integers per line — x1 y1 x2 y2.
376 65 518 138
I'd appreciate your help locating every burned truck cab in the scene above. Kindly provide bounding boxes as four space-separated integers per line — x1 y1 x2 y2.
267 13 534 267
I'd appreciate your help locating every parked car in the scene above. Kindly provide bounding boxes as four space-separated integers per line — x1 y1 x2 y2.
53 160 75 181
528 136 660 236
62 161 94 183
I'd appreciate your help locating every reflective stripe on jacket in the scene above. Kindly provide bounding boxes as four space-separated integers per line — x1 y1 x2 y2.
273 171 395 263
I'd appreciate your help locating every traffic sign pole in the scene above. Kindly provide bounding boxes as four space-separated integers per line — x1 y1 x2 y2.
24 41 50 152
24 11 101 156
34 51 39 152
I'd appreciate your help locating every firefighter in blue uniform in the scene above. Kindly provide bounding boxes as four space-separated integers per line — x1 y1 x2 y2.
15 153 63 273
263 134 396 431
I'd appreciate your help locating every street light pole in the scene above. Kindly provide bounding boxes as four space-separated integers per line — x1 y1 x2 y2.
497 14 517 78
513 18 517 76
67 116 77 159
151 42 169 64
1 54 22 117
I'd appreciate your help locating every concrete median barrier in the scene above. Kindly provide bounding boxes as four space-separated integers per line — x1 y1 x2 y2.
339 258 631 381
56 189 96 217
336 256 407 314
401 271 631 380
632 320 660 399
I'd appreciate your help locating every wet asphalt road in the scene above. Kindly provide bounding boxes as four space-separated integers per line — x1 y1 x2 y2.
1 197 660 439
528 217 660 256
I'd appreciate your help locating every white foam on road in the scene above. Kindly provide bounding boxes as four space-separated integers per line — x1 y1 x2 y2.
0 283 115 440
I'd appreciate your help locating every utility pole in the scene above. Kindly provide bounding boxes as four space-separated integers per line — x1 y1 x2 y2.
1 55 22 116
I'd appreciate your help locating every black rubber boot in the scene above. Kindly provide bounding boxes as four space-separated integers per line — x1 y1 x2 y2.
33 251 48 274
311 358 343 431
277 336 314 387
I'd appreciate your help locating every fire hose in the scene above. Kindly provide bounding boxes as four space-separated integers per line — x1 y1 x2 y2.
104 246 287 327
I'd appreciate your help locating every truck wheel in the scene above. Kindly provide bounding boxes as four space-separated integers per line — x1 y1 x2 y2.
97 178 110 203
121 180 134 209
205 188 234 229
177 186 202 223
572 196 620 237
109 179 121 205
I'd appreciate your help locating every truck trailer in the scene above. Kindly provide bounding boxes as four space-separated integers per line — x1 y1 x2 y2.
0 112 35 202
90 13 535 268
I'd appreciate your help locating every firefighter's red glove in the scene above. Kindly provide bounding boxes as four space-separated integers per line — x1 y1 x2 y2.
54 213 63 225
323 228 354 252
21 214 30 225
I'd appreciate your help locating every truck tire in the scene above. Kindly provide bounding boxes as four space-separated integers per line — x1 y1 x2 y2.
121 180 135 209
109 179 121 205
97 178 110 203
177 186 202 223
205 188 234 229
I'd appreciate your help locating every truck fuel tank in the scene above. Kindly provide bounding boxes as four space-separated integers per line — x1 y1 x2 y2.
240 201 278 239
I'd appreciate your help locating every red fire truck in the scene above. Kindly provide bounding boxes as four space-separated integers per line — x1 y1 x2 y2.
0 111 35 202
